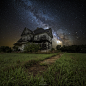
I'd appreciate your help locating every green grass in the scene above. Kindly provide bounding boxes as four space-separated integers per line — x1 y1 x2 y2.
0 53 57 70
39 61 48 66
43 53 86 86
0 53 57 86
0 53 86 86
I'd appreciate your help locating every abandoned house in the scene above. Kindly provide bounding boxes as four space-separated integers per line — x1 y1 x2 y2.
14 27 53 52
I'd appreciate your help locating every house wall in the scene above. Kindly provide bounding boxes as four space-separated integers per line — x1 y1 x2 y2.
25 28 31 34
21 36 27 41
34 33 52 42
21 32 52 42
27 34 33 40
48 42 52 50
25 29 28 34
17 31 52 51
18 44 25 51
21 34 33 41
17 42 52 51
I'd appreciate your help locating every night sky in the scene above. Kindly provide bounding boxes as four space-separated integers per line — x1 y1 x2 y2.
0 0 86 47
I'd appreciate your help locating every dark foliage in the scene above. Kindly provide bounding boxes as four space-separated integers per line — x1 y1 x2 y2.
12 46 20 51
56 45 61 50
24 43 40 53
59 45 86 53
0 46 12 53
51 48 55 51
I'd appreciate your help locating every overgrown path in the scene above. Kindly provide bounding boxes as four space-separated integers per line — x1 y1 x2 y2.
27 53 62 76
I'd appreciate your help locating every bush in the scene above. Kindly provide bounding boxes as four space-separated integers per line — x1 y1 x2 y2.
24 43 40 53
60 45 86 53
0 46 12 53
51 48 55 53
56 45 61 50
12 46 19 51
51 48 55 51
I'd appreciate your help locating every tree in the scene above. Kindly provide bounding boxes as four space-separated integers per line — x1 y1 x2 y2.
51 48 55 53
24 43 40 53
56 45 61 50
0 46 12 53
12 46 19 51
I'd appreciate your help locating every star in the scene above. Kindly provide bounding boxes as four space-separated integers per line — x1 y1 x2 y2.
0 0 86 47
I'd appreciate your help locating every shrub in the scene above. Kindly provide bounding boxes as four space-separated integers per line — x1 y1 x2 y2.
0 46 12 53
51 48 55 51
51 48 55 53
24 43 40 53
12 46 19 51
56 45 61 50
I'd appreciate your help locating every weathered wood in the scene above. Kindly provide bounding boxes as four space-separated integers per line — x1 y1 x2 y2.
14 28 53 51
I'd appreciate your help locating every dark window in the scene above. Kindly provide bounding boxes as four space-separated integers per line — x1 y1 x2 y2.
40 35 46 40
37 35 39 40
41 43 46 50
48 43 50 49
43 35 46 38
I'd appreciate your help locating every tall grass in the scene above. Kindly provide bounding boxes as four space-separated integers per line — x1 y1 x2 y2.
0 53 57 70
0 53 57 86
0 67 43 86
42 53 86 86
0 53 86 86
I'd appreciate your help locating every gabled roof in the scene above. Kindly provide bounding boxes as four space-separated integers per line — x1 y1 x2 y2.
17 38 22 42
21 27 33 36
33 27 53 38
33 28 45 35
45 28 53 38
21 27 53 38
16 38 27 43
14 27 53 46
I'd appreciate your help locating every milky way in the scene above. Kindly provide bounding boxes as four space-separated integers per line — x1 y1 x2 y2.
13 0 70 46
0 0 86 47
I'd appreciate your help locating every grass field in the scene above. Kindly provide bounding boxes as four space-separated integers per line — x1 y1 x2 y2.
43 53 86 86
0 53 86 86
0 53 57 86
0 53 57 70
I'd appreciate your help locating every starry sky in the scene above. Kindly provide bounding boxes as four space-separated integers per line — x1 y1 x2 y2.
0 0 86 47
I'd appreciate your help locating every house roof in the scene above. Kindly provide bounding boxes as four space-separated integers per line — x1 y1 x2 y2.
21 27 53 37
14 38 26 45
14 27 53 45
21 27 33 36
33 28 45 35
14 38 52 45
17 38 21 42
33 27 53 38
45 28 53 38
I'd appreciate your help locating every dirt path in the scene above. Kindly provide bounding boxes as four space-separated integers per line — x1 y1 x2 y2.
27 53 62 76
40 53 62 65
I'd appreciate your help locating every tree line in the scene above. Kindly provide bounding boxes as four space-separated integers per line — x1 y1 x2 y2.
0 46 12 53
0 44 86 53
56 45 86 53
0 43 40 53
